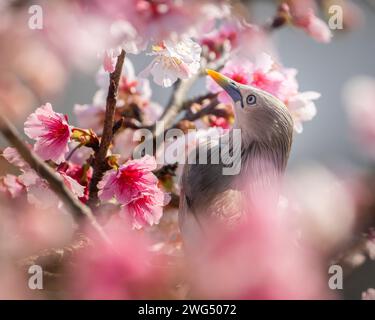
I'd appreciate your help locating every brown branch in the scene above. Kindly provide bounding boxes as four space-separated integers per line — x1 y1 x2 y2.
0 114 110 243
88 50 126 207
180 93 217 111
182 97 220 123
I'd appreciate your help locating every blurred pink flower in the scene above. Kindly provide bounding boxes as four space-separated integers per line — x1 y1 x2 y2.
294 9 332 43
98 155 168 229
362 288 375 300
24 103 71 164
41 2 111 70
91 0 229 43
0 174 24 198
286 1 332 43
200 21 239 59
189 211 329 299
2 148 85 206
2 147 29 169
209 116 231 129
343 76 375 157
110 20 148 54
18 169 85 207
139 38 201 87
284 165 355 254
70 217 168 299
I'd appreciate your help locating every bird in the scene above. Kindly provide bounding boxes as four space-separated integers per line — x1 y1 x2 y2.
178 69 294 246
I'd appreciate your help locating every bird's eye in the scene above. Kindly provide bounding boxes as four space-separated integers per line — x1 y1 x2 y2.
246 94 257 105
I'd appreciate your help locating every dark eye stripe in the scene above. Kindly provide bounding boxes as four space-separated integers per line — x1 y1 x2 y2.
246 94 256 105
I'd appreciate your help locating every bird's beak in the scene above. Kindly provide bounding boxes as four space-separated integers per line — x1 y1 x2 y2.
206 69 243 105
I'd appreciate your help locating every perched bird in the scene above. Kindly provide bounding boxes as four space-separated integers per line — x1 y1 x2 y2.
179 69 294 244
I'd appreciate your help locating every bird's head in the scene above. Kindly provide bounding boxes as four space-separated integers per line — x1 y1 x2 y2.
206 69 293 144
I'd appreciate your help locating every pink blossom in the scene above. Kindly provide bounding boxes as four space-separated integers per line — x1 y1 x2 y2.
58 162 92 202
362 288 375 300
140 38 201 87
284 165 355 254
91 0 229 43
24 103 71 163
200 21 239 59
60 172 85 199
75 58 153 133
0 174 24 198
110 20 148 54
189 211 329 299
103 48 122 73
121 190 166 230
18 168 85 208
2 147 29 169
2 141 84 205
98 155 168 229
41 2 111 70
287 91 320 133
209 116 231 129
293 9 332 43
69 217 168 299
73 104 105 133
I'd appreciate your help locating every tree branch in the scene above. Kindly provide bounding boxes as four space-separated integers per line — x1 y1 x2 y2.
88 50 126 207
139 55 230 156
0 114 110 243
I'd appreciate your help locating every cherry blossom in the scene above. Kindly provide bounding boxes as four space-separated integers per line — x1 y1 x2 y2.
18 169 85 208
24 103 72 164
362 288 375 300
102 47 122 73
293 9 332 43
189 211 329 299
98 155 168 229
286 1 332 43
200 20 271 60
287 91 320 133
0 174 24 198
139 38 201 87
75 58 152 133
110 20 148 55
91 0 229 43
2 147 29 169
69 217 168 299
2 147 85 206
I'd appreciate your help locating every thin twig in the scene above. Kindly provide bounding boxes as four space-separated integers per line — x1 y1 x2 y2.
0 114 110 243
66 143 83 162
88 50 126 207
182 97 219 123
